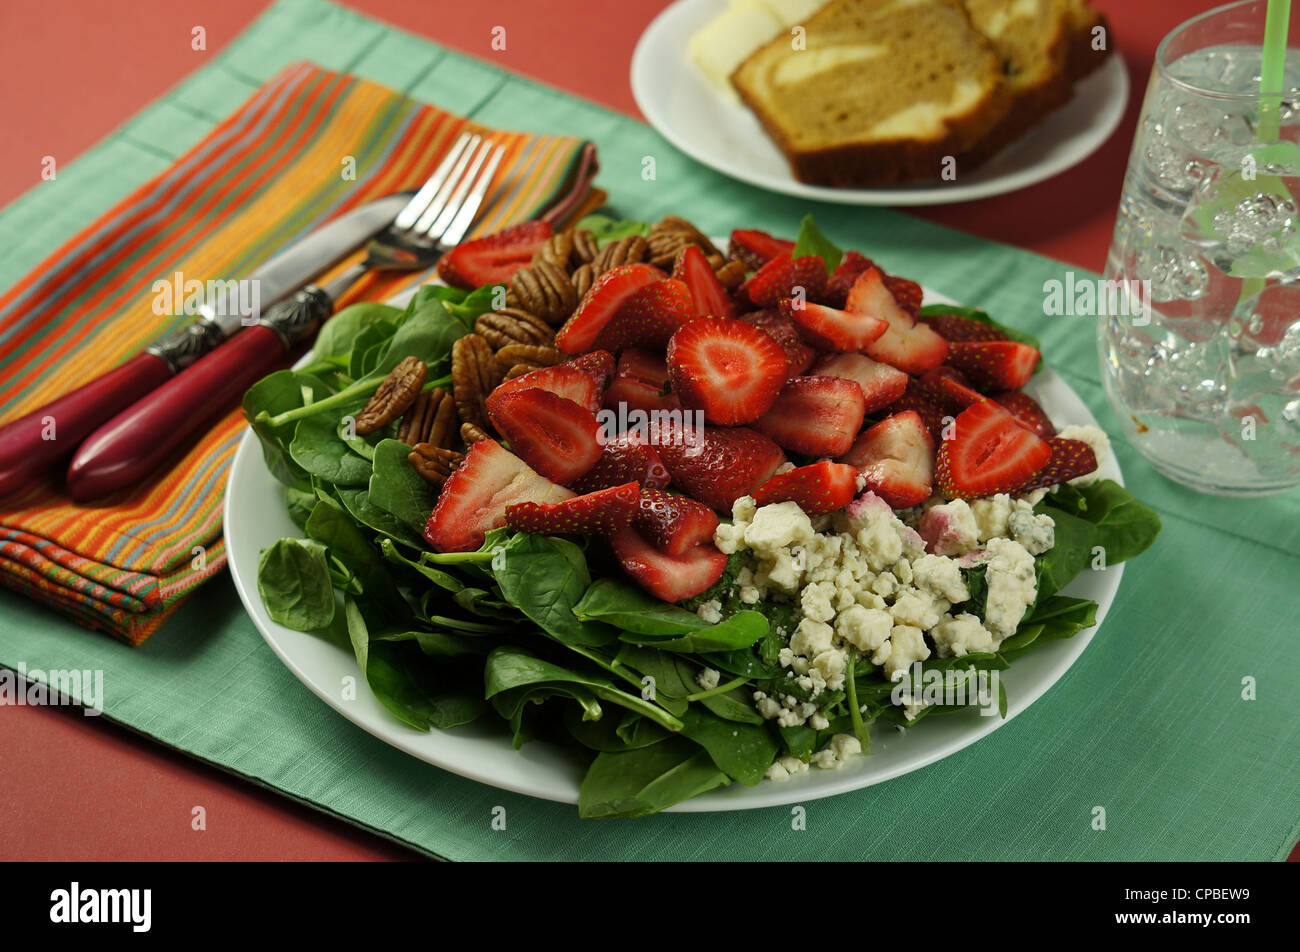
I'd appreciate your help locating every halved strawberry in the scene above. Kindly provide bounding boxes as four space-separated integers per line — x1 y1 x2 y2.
738 254 827 308
839 411 935 509
603 348 680 415
656 423 785 512
751 375 867 458
487 363 601 415
752 461 859 515
506 481 639 536
882 275 923 316
424 439 571 552
847 268 949 374
487 388 603 484
569 432 671 493
673 244 735 319
745 308 816 378
609 526 728 603
437 220 552 290
921 366 983 413
555 265 687 354
1016 438 1097 491
883 378 948 439
729 229 794 271
918 310 1009 343
991 389 1056 439
935 399 1052 499
633 489 720 555
813 353 908 413
567 350 616 391
781 298 889 352
945 341 1040 390
825 250 874 308
666 318 787 425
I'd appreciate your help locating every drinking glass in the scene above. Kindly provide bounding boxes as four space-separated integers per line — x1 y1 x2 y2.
1102 0 1300 496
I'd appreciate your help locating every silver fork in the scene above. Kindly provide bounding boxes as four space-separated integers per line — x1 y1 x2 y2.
260 130 506 349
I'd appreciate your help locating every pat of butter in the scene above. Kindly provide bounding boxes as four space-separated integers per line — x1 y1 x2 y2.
688 0 785 101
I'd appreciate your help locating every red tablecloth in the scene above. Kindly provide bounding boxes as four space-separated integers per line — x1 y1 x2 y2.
0 0 1247 861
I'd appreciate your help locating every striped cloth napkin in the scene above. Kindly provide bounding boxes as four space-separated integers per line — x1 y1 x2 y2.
0 62 600 645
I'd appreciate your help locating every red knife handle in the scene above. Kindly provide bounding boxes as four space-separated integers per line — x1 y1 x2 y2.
0 352 174 497
66 326 290 501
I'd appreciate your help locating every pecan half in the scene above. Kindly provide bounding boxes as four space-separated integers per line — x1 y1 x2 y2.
460 422 491 444
530 230 575 271
591 235 649 276
451 334 499 433
408 443 464 487
571 262 595 299
506 260 578 325
571 229 599 264
474 307 553 351
715 259 747 291
495 343 564 369
397 386 456 448
646 215 718 268
354 356 426 435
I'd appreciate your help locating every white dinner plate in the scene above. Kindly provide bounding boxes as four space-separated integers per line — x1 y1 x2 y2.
224 275 1125 812
630 0 1130 206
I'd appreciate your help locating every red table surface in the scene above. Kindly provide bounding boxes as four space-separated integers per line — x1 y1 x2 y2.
3 0 1289 863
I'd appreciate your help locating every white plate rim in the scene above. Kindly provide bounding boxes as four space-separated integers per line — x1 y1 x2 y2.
224 280 1125 813
630 0 1130 206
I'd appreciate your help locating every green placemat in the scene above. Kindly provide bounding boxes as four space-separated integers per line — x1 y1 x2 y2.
1 0 1296 861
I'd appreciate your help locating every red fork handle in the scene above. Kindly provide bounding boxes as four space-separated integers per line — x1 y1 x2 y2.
66 326 289 502
0 353 174 497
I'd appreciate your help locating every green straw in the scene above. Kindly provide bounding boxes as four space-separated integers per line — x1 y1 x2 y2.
1259 0 1291 141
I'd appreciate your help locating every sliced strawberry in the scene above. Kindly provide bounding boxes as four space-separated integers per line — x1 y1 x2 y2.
918 310 1009 343
666 318 787 425
945 341 1040 390
506 481 639 536
633 488 720 555
673 244 735 319
745 308 816 378
729 229 794 271
751 375 867 458
847 268 948 374
656 423 785 512
436 220 552 290
781 298 889 353
487 363 601 415
883 378 948 439
593 277 694 352
752 461 859 515
825 250 874 308
555 265 680 354
609 526 728 603
424 439 571 552
935 399 1052 499
814 353 908 413
1016 438 1097 491
569 432 671 493
603 348 680 415
487 388 603 484
882 275 923 317
567 350 616 391
839 411 935 509
991 389 1056 439
921 366 983 413
738 254 827 308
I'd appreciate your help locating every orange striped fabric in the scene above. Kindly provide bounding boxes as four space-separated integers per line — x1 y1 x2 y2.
0 63 595 644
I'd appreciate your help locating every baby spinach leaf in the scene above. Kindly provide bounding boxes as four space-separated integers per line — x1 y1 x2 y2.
564 706 668 752
305 502 406 620
574 213 653 247
314 302 400 361
491 533 616 647
257 538 336 631
678 707 778 786
698 685 764 725
918 304 1042 352
1000 596 1098 662
284 487 318 532
290 414 373 486
374 630 489 659
243 370 332 489
573 577 710 635
578 738 730 818
368 439 437 534
1071 479 1162 565
1032 507 1098 601
335 487 424 548
618 610 769 653
791 213 843 275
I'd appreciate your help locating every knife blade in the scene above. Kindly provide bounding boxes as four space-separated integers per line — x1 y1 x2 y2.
0 191 414 497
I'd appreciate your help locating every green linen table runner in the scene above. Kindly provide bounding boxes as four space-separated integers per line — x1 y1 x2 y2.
0 0 1295 860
